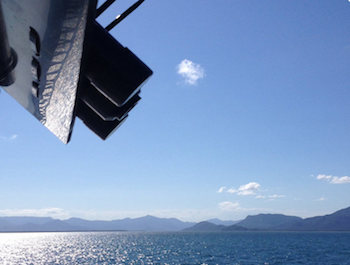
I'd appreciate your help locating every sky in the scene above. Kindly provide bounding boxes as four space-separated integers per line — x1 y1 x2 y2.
0 0 350 222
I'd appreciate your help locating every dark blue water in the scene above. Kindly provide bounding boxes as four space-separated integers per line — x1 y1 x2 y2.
0 231 349 264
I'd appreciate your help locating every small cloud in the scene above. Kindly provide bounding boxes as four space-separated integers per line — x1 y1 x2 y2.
237 182 260 195
9 134 18 140
218 201 240 211
316 197 326 201
256 195 266 199
217 186 226 193
0 208 69 219
0 134 18 142
330 176 350 184
219 182 284 200
177 59 205 85
317 174 332 181
218 201 265 213
227 188 237 194
316 174 350 184
268 194 285 199
256 194 285 200
230 182 260 195
220 182 261 196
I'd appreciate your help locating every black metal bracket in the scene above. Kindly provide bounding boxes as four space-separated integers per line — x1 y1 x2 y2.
76 18 152 140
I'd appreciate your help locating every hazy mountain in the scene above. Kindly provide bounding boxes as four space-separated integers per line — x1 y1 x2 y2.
0 215 195 232
184 222 250 232
0 217 80 232
236 214 302 230
282 206 350 231
1 207 350 232
116 215 195 231
66 215 195 232
222 225 249 231
183 221 225 232
0 216 54 226
16 220 80 232
233 207 350 231
206 218 241 226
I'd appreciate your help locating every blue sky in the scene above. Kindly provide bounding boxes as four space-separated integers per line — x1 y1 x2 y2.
0 0 350 222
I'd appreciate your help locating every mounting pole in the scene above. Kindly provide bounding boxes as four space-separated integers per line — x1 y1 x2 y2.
96 0 116 18
105 0 144 31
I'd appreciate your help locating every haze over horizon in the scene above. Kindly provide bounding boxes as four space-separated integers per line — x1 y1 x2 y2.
1 0 350 223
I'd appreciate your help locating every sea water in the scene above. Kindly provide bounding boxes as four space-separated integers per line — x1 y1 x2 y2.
0 231 349 264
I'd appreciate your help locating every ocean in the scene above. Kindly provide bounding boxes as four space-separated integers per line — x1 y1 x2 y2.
0 231 349 264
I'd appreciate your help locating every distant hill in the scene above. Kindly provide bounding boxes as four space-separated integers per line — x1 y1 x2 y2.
0 215 195 232
222 225 249 231
65 215 194 232
282 206 350 231
0 216 54 226
1 207 350 232
0 217 80 232
236 214 302 230
183 206 350 232
183 221 225 232
206 218 241 226
231 207 350 231
183 222 256 232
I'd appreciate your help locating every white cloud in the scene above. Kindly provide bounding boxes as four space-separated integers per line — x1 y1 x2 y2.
316 197 326 201
218 201 240 211
0 208 69 219
255 194 285 200
268 194 285 199
237 182 261 195
217 186 226 193
177 59 205 85
316 174 332 181
255 195 266 199
227 188 237 194
0 134 18 142
218 202 267 214
227 182 260 195
330 176 350 184
220 182 261 196
9 134 18 140
218 182 285 200
316 174 350 184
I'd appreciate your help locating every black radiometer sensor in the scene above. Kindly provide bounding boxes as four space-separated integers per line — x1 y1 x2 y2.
0 0 152 143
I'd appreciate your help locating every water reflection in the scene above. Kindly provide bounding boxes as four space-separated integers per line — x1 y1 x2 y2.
0 232 350 264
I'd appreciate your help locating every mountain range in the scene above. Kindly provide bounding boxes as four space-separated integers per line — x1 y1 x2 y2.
0 215 195 232
185 206 350 232
0 206 349 232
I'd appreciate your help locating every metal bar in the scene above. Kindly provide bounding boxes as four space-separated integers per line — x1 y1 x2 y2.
96 0 116 18
105 0 144 31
